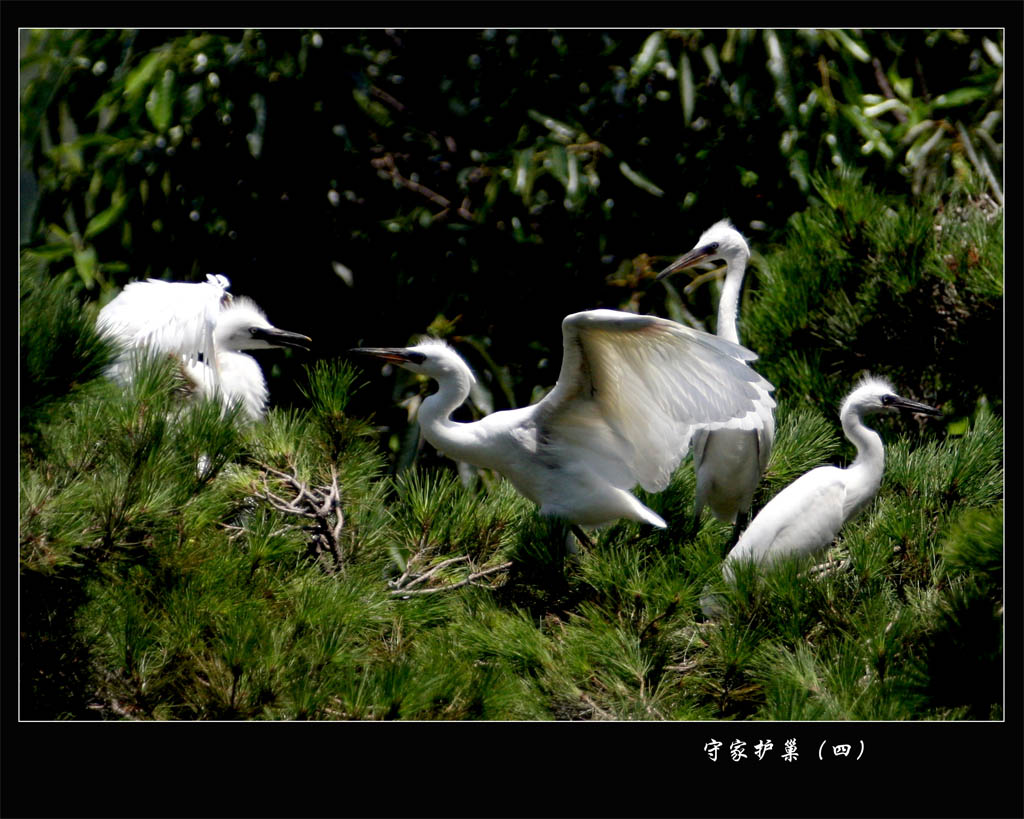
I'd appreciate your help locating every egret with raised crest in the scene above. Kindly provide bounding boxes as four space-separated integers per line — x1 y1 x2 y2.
702 376 941 616
97 274 311 421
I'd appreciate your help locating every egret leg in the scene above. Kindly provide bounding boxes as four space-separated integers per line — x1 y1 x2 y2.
724 510 749 553
569 524 594 551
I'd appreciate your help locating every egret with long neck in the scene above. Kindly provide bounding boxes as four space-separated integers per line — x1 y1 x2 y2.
657 221 775 531
352 309 776 531
718 376 940 582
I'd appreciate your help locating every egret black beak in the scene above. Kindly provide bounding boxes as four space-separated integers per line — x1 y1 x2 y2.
656 241 721 281
886 394 942 416
349 347 426 366
250 327 313 351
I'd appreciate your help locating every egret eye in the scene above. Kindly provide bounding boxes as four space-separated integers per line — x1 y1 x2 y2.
881 394 896 406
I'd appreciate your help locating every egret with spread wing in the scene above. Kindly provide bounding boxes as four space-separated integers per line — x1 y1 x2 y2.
658 221 775 531
702 376 940 616
97 274 311 420
352 309 775 530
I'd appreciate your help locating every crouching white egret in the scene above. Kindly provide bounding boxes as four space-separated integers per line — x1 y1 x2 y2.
97 274 312 421
352 309 775 532
702 376 940 616
657 220 775 530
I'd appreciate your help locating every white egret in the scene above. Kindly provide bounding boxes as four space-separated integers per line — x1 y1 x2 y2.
703 376 940 615
97 274 311 420
352 309 775 532
657 220 775 529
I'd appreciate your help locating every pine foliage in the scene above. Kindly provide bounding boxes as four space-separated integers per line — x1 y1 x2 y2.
741 170 1001 419
22 171 1002 721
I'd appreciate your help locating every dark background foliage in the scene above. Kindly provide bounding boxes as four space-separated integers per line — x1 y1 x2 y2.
21 28 1003 445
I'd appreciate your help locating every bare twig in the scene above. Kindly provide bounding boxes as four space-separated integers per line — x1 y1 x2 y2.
390 554 470 590
956 122 1004 206
871 57 908 124
664 660 699 675
251 459 348 574
579 693 616 721
390 560 513 597
806 557 851 579
371 154 451 210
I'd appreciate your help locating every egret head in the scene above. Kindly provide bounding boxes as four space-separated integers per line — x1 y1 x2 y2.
841 376 942 420
350 338 476 384
214 297 312 352
657 219 750 281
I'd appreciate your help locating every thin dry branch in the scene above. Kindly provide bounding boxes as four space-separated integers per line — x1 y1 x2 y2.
390 555 513 597
252 460 347 574
371 154 451 210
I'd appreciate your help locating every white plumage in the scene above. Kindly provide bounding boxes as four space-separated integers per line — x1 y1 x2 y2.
353 309 775 529
719 376 940 582
658 220 775 526
97 274 311 420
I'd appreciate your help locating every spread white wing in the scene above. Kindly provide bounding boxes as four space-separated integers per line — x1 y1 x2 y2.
534 309 776 493
97 274 232 386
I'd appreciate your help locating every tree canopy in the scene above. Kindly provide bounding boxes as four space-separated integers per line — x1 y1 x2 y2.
20 29 1003 728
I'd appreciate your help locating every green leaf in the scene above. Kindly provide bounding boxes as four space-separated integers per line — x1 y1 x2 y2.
630 31 664 85
73 245 98 289
84 195 130 240
527 110 576 143
946 418 969 437
679 53 695 125
56 102 84 173
46 224 73 244
351 88 392 127
831 29 870 63
145 69 175 132
124 51 167 99
24 243 75 262
247 93 267 159
892 76 914 102
545 145 569 187
618 162 663 197
512 148 535 200
932 87 990 109
863 98 908 119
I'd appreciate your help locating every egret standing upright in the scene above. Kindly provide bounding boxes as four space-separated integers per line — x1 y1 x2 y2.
657 221 775 533
702 376 941 615
352 309 775 535
97 274 312 421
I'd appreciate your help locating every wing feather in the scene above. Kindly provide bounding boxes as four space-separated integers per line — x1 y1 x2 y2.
97 275 232 386
536 310 775 493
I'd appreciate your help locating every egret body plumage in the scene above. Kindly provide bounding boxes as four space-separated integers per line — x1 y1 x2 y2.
719 376 940 583
353 309 775 529
657 221 775 527
97 275 311 420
